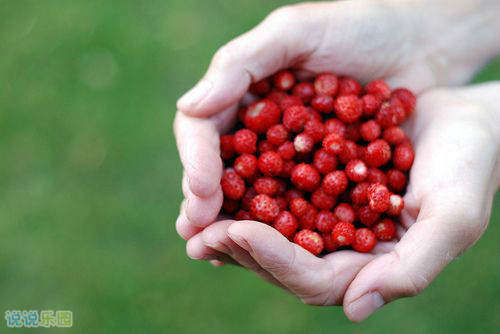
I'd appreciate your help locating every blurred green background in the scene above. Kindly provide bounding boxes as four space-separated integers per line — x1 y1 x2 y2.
1 0 499 333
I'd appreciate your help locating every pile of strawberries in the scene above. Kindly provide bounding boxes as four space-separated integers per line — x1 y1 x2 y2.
219 70 415 255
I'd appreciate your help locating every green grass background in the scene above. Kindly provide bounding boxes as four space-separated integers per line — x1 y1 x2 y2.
0 0 499 333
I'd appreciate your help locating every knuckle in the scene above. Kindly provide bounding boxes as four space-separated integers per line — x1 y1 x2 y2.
391 251 429 297
212 44 235 68
301 293 330 306
268 5 301 22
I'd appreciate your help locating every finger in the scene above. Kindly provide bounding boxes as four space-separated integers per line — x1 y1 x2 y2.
343 194 479 322
176 200 202 240
174 112 223 197
210 260 225 267
186 232 239 266
202 220 288 290
177 5 324 116
227 221 373 305
186 189 223 228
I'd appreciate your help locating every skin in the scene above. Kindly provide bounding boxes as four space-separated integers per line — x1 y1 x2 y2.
174 0 500 322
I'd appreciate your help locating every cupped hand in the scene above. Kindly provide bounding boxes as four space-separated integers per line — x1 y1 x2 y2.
174 0 498 242
182 82 500 321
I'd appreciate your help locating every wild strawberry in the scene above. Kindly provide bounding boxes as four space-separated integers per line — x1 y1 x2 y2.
345 122 362 141
250 194 280 223
393 143 415 171
277 141 296 161
353 228 376 252
279 95 303 110
322 132 345 155
345 159 368 182
293 82 315 103
276 196 288 211
307 109 323 123
304 120 326 143
244 99 281 133
334 203 356 224
273 70 296 91
360 120 381 141
383 126 406 145
392 88 416 116
338 140 358 164
234 154 257 178
241 187 257 211
339 77 362 96
311 95 335 113
365 139 391 167
285 189 304 202
281 160 296 178
386 169 407 192
254 177 280 196
220 135 235 159
356 145 366 161
219 71 416 254
322 171 348 196
334 95 363 123
258 140 275 154
362 94 382 116
365 79 391 100
372 218 397 241
235 209 253 220
290 197 309 217
276 180 287 196
258 151 284 176
324 118 346 137
322 232 339 252
358 205 380 226
250 79 271 95
332 221 356 246
294 229 324 255
387 194 405 216
233 129 258 154
299 205 318 230
273 211 299 238
221 169 246 200
367 168 388 185
367 183 390 213
294 133 315 153
266 124 289 146
315 210 338 233
222 198 239 213
291 163 321 191
311 188 336 210
351 182 370 205
314 73 339 96
313 148 337 174
266 90 288 104
283 105 308 132
375 98 406 128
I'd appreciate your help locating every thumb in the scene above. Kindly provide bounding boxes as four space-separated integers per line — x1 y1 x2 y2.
227 221 374 305
343 196 481 322
176 5 324 117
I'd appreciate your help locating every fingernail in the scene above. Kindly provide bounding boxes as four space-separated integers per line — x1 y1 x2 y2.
348 292 384 322
178 80 212 108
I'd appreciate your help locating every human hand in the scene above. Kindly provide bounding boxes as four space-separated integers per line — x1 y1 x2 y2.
174 0 500 244
183 82 500 321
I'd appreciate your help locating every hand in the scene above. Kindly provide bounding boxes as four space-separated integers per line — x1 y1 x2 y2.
174 0 500 255
184 82 500 321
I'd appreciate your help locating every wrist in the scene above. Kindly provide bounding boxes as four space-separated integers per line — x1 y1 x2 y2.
397 0 500 85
